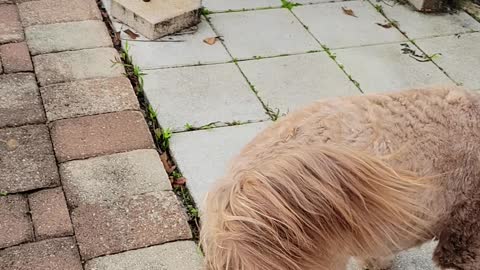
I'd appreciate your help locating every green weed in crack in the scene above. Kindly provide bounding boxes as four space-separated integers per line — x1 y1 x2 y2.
281 0 302 10
184 122 219 131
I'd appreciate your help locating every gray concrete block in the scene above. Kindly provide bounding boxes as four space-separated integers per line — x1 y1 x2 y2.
203 0 280 12
170 122 271 205
85 241 203 270
111 0 201 40
26 20 112 55
143 63 268 131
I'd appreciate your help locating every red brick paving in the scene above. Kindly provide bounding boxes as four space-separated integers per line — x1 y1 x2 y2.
0 194 34 249
29 188 74 240
0 4 24 44
50 111 155 163
0 125 59 193
72 192 192 260
0 237 83 270
0 41 33 73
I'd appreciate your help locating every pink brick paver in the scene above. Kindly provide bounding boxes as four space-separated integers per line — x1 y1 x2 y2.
50 111 155 162
0 237 83 270
0 42 33 73
0 4 24 44
17 0 101 27
0 125 60 193
29 188 74 240
72 192 192 260
0 194 33 249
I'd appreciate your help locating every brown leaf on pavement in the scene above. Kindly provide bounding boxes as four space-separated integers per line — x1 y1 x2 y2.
342 7 358 17
203 37 218 45
173 177 187 188
376 22 392 28
160 152 176 174
124 29 140 39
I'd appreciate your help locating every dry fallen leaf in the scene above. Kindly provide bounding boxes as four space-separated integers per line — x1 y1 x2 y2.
113 31 121 47
376 22 392 28
203 37 218 45
173 177 187 188
160 152 176 174
342 7 358 17
124 29 140 39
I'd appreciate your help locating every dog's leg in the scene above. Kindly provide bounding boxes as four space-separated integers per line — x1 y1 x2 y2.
356 255 394 270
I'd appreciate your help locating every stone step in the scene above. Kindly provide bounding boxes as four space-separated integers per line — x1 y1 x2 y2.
111 0 201 40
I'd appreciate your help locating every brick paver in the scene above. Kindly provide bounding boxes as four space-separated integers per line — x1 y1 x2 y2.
40 77 139 121
29 188 74 240
0 4 24 44
60 149 172 208
84 241 204 270
25 20 112 55
72 191 192 260
33 47 125 86
0 194 33 249
0 237 83 270
17 0 101 27
0 73 45 127
50 111 155 162
0 42 33 73
0 125 59 193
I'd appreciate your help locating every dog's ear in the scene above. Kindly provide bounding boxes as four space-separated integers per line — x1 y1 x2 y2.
433 198 480 270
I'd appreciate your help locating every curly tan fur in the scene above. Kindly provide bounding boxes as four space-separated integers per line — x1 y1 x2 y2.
201 87 480 270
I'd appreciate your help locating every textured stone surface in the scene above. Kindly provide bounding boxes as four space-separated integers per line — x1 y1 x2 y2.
126 18 231 69
33 48 125 86
50 111 155 162
0 41 33 73
0 237 83 270
0 73 45 127
72 192 192 260
293 1 406 49
0 125 59 193
26 20 112 55
17 0 101 27
144 63 267 131
334 42 454 93
203 0 280 12
40 77 139 121
0 4 24 44
61 149 172 208
29 188 74 240
0 195 33 249
111 0 201 40
209 9 319 59
85 241 204 270
379 3 480 39
170 122 271 204
238 53 360 113
416 32 480 90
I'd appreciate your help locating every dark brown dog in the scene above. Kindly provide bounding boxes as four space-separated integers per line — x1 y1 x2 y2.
201 87 480 270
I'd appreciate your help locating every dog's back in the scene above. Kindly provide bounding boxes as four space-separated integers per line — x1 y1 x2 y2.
202 87 480 270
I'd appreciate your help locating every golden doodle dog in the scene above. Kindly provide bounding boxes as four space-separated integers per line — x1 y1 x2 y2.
201 87 480 270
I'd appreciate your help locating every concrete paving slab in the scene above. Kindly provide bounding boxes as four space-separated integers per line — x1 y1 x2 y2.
25 20 112 55
50 111 154 162
84 241 203 270
379 3 480 39
238 53 360 113
40 77 139 121
0 194 33 249
334 42 454 93
209 8 320 59
0 73 45 128
0 4 24 44
33 48 125 86
124 18 231 69
415 32 480 90
111 0 201 40
0 237 83 270
72 191 192 260
29 187 74 240
293 1 407 48
203 0 280 12
0 125 60 193
61 149 172 208
170 121 271 205
143 63 267 131
0 41 33 73
17 0 101 27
